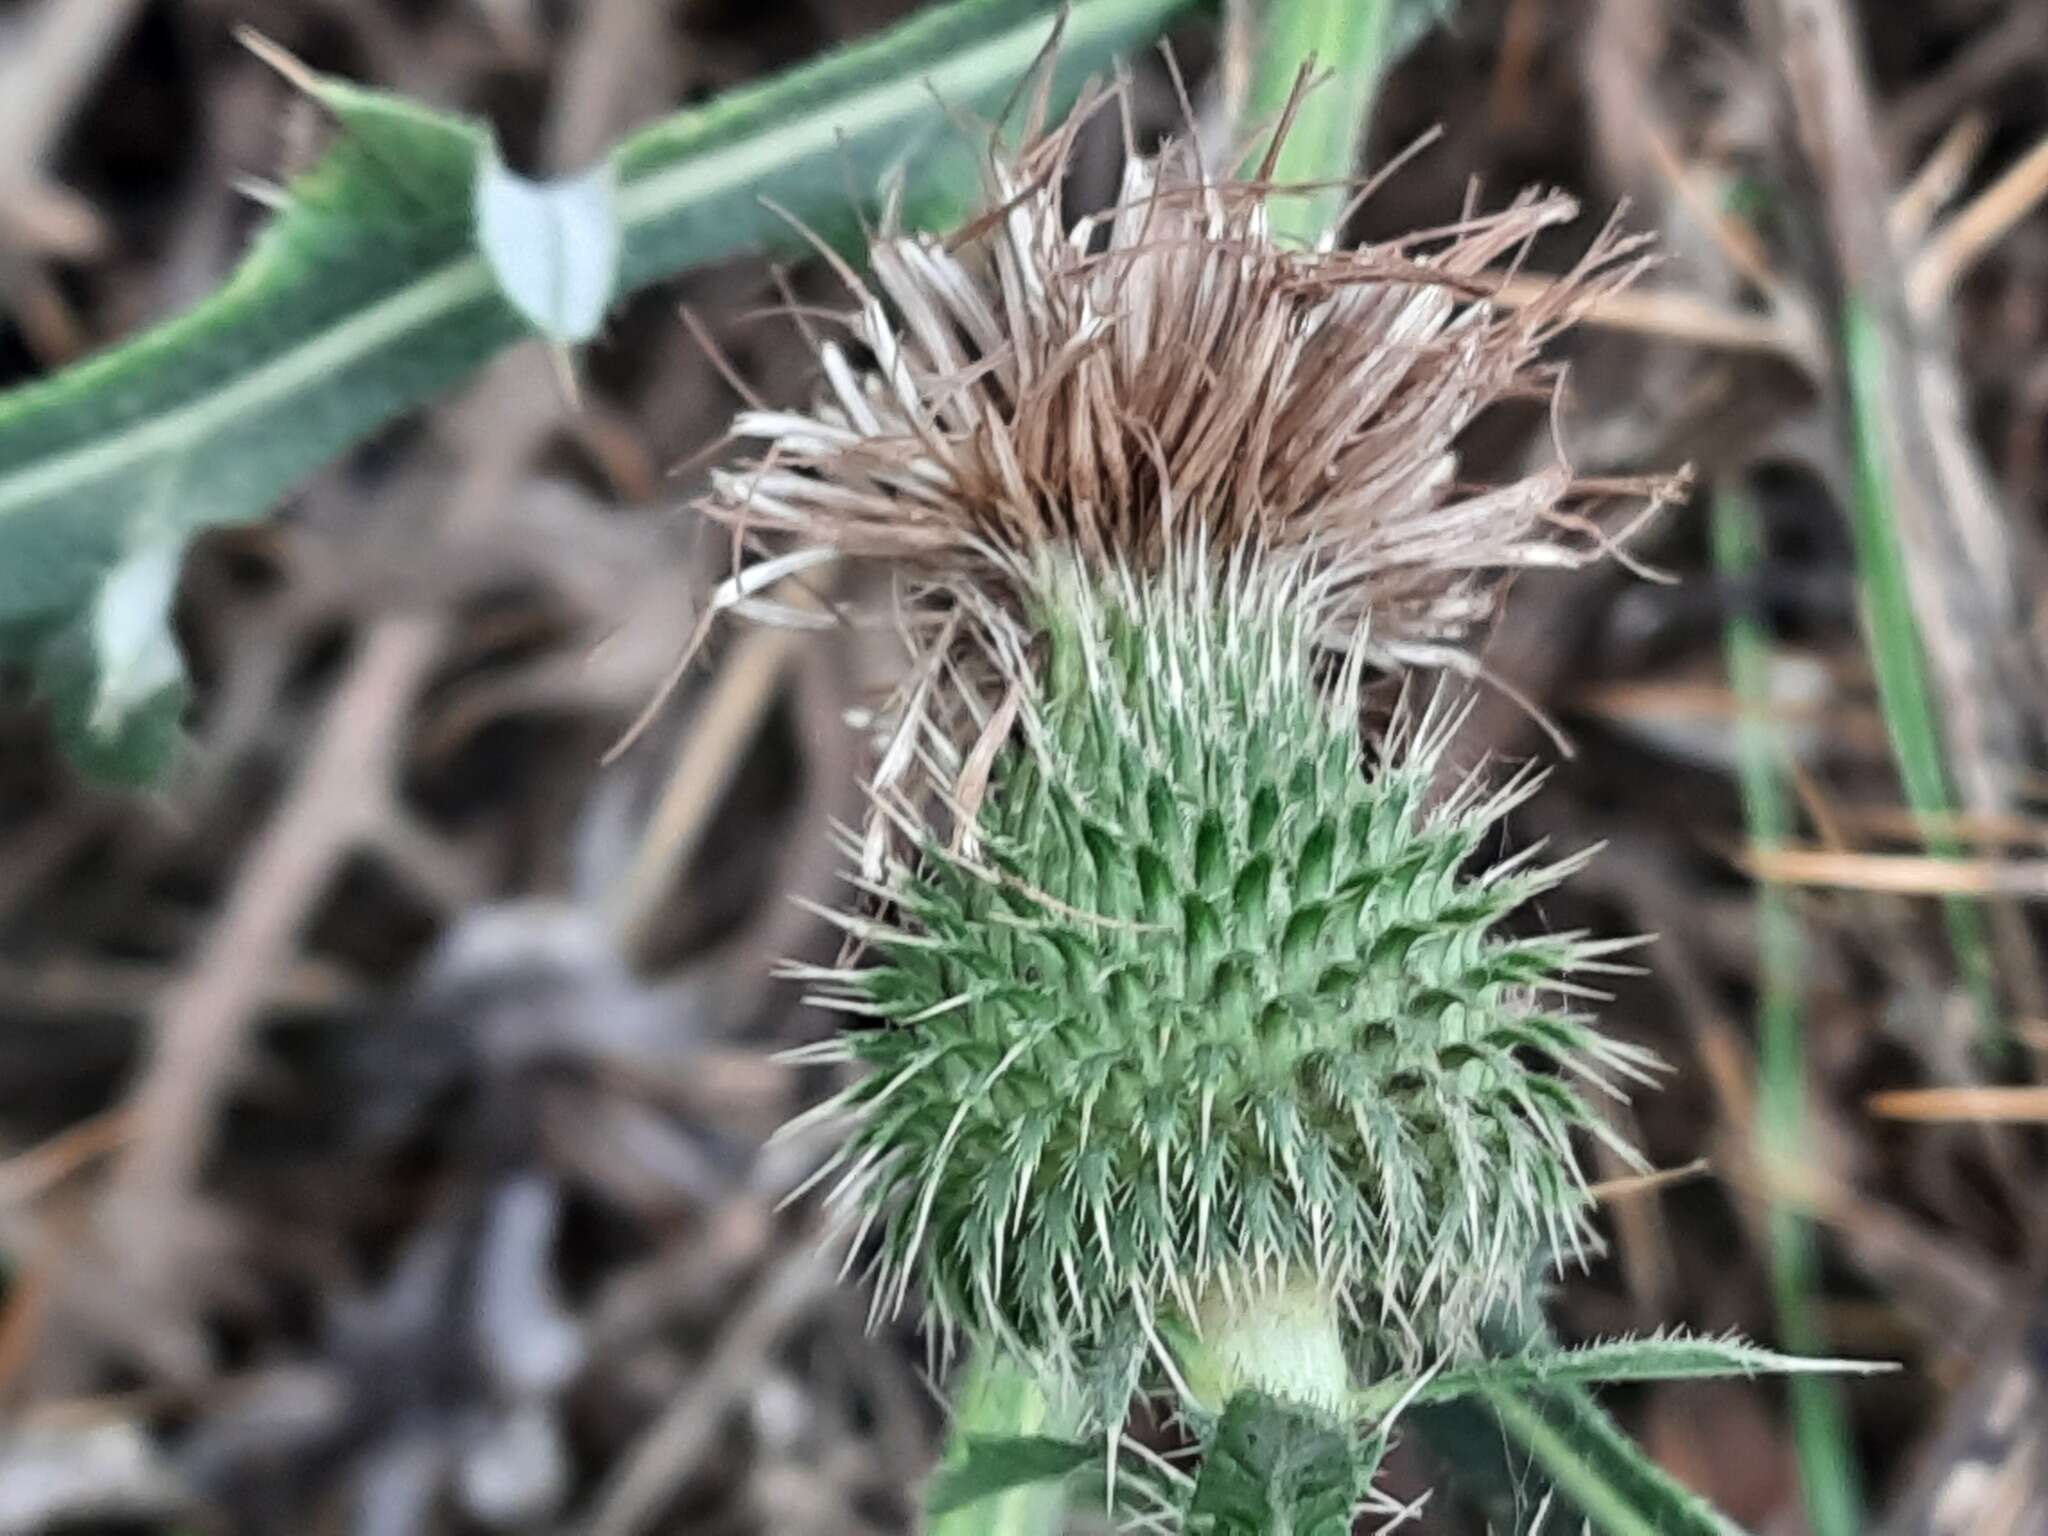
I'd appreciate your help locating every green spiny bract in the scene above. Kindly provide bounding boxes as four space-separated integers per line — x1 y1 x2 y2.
794 553 1653 1413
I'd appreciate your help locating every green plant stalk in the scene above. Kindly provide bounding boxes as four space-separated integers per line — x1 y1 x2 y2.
1239 0 1395 246
1841 298 2001 1048
1712 481 1864 1536
931 1352 1078 1536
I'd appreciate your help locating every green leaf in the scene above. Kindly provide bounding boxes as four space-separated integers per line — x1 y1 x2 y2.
0 0 1193 780
1353 1332 1894 1420
1389 1337 1889 1533
1481 1383 1750 1536
1412 1317 1784 1534
926 1435 1096 1517
1186 1391 1363 1536
1237 0 1451 245
474 150 621 344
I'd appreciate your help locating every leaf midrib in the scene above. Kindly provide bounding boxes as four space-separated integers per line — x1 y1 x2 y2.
0 0 1156 523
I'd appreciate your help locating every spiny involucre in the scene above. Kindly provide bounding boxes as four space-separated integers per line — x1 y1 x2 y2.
791 558 1655 1401
708 101 1678 1417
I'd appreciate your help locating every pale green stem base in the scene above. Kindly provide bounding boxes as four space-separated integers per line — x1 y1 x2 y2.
929 1348 1078 1536
1179 1280 1352 1417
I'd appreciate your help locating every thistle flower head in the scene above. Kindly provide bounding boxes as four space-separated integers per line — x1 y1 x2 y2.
716 104 1674 1422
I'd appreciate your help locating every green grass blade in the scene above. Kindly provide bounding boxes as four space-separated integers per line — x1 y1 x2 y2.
0 0 1191 779
1712 479 1866 1536
1841 298 2002 1047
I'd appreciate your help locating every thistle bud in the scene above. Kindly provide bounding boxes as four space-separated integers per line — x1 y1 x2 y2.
711 110 1673 1425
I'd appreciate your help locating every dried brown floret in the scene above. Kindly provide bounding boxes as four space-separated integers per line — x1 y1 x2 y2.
701 94 1677 844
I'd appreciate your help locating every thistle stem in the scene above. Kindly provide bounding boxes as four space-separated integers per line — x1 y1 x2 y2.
929 1349 1078 1536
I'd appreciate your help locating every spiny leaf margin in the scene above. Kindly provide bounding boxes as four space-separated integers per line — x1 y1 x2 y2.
1352 1329 1896 1420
